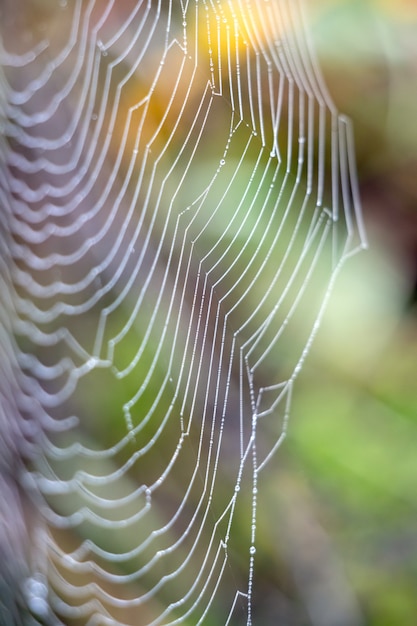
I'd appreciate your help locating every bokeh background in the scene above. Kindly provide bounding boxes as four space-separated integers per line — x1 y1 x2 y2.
1 1 416 624
255 1 417 624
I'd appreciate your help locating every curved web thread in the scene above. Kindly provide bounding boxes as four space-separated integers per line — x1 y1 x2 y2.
0 1 366 624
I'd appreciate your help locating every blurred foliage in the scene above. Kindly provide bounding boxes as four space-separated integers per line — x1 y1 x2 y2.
2 0 416 624
41 1 417 623
287 247 417 625
258 1 417 625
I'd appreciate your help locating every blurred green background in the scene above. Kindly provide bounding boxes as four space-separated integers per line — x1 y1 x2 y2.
4 1 416 624
51 2 417 623
253 1 417 624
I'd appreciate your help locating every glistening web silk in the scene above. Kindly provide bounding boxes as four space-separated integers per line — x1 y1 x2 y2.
0 1 366 624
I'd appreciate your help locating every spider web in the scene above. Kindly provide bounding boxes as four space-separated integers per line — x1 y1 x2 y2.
0 1 366 624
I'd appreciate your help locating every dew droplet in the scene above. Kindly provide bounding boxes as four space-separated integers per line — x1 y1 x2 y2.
24 575 49 618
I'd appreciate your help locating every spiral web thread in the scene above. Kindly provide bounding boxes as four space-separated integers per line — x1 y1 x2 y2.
0 1 366 624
